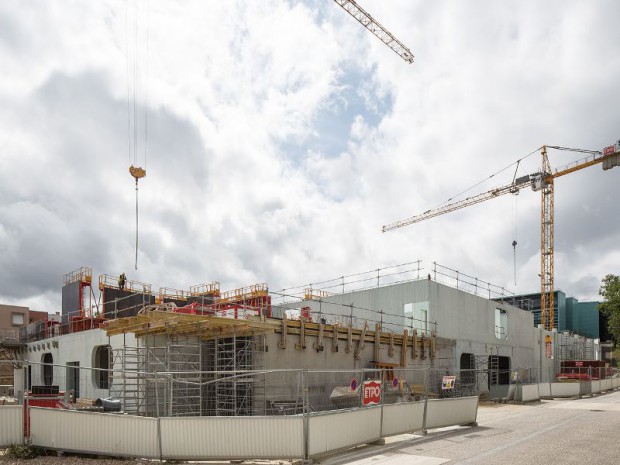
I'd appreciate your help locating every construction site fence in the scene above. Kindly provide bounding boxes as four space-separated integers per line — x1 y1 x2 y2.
5 361 619 415
5 363 479 417
1 361 481 461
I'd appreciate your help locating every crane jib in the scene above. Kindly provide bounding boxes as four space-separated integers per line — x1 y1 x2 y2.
381 139 620 332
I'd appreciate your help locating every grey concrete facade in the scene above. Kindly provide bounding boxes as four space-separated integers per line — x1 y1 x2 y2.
283 279 537 372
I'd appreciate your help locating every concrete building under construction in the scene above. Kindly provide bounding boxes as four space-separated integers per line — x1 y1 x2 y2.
5 262 605 417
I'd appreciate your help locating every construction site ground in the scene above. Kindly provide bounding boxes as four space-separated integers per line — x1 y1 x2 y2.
1 389 619 464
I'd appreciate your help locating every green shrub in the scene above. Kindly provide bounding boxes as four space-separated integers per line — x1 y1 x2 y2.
5 440 44 459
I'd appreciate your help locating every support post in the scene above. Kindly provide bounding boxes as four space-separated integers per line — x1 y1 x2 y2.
24 363 29 444
400 329 408 367
421 366 430 435
379 368 385 439
331 323 339 352
346 323 353 353
296 320 307 350
355 322 368 360
374 324 381 361
279 312 288 349
302 369 311 463
154 373 163 462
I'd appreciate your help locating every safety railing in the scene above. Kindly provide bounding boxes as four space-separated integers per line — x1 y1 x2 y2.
63 266 92 286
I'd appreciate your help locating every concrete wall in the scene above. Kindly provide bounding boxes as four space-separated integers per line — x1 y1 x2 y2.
285 280 536 374
21 328 136 398
284 279 431 335
28 310 48 324
532 326 557 382
429 282 535 372
261 331 454 408
263 332 454 372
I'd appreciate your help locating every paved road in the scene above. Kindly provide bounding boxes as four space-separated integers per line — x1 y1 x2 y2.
320 388 620 465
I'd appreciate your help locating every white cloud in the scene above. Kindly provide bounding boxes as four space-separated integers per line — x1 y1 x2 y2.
0 0 619 315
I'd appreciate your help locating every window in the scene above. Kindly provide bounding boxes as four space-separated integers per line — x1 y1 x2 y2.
495 308 508 339
11 313 24 326
93 345 111 389
404 301 430 335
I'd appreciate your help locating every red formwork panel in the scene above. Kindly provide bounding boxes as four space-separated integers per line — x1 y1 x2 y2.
24 392 65 436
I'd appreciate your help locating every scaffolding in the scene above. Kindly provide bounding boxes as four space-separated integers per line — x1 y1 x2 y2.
110 336 202 417
105 309 274 417
556 332 595 361
166 336 202 416
470 354 490 391
202 335 265 416
110 345 147 415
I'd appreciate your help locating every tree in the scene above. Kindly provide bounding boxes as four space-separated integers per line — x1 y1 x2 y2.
599 274 620 345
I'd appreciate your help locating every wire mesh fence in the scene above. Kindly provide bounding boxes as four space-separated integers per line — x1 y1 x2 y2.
5 362 488 418
7 360 617 419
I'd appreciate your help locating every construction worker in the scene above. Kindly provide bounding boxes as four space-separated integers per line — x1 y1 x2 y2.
118 272 126 291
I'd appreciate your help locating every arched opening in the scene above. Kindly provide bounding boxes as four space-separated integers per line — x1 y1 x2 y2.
93 345 111 389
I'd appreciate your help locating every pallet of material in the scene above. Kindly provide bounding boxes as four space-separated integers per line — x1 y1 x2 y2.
76 398 96 408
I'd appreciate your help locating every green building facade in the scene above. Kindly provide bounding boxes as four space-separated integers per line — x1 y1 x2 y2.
506 290 607 340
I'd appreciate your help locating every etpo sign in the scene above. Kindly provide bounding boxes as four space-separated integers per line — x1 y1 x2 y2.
362 380 382 405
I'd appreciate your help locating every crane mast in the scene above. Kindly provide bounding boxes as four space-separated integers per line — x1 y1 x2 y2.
540 147 554 331
382 141 620 331
333 0 414 63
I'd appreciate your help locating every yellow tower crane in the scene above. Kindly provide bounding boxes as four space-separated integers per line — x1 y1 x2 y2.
382 140 620 331
333 0 414 64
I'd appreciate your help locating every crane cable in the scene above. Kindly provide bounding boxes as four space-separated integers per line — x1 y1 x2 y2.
511 160 520 286
430 147 540 211
125 0 150 271
512 194 518 286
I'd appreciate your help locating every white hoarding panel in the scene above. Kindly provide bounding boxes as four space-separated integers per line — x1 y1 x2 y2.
30 408 158 458
309 407 381 456
160 416 304 460
0 406 23 447
381 402 424 436
425 397 478 430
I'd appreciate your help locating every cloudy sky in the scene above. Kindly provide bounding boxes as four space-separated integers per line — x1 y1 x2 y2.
1 0 619 313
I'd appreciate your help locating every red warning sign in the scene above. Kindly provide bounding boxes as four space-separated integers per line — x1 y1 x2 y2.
362 380 382 405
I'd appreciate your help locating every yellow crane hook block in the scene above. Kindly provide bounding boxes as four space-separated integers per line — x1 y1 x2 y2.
129 165 146 180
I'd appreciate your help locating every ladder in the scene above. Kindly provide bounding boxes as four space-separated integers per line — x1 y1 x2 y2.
489 355 499 386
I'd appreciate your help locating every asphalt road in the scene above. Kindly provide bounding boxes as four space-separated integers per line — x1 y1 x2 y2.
319 388 620 465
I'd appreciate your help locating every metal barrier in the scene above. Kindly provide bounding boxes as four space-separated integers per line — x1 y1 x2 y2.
0 405 23 447
14 361 620 460
13 363 480 461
